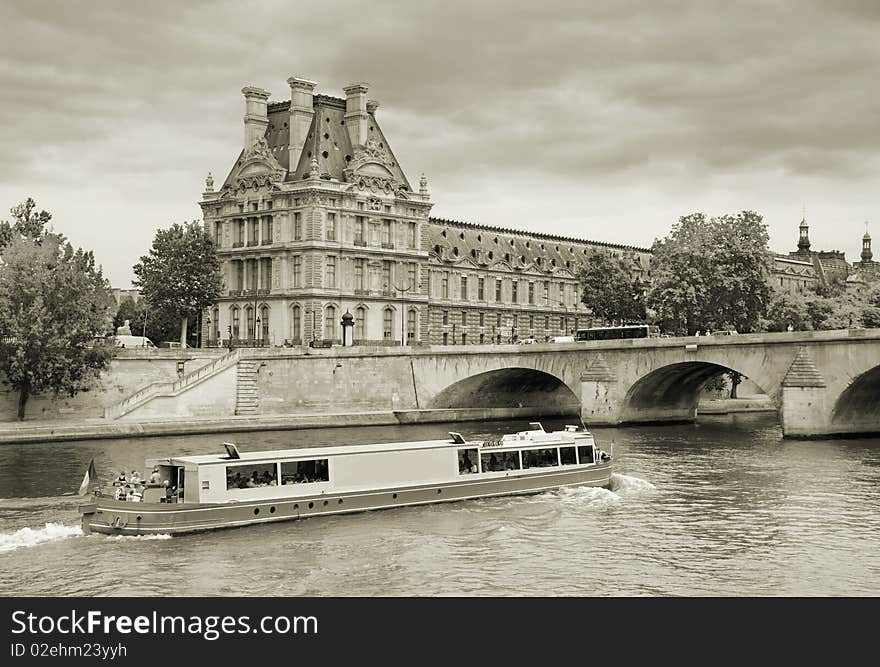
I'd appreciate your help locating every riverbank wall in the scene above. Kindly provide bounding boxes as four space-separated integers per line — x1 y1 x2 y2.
0 405 580 445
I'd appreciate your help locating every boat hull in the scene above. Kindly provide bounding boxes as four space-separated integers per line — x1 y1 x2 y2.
81 462 613 536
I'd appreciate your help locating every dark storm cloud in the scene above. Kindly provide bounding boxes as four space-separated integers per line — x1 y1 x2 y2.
0 0 877 283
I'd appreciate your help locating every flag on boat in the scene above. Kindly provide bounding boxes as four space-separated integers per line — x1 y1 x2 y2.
78 458 97 495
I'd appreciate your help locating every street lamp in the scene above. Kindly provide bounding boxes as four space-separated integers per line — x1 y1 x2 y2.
386 280 417 347
205 315 211 348
252 285 259 346
255 316 261 345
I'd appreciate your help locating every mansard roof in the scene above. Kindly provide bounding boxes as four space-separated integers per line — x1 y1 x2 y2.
223 94 412 191
427 216 652 274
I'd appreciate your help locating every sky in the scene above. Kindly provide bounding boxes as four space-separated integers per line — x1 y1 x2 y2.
1 0 878 287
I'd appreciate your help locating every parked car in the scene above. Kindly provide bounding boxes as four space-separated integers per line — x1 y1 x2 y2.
517 337 538 345
159 341 190 349
712 330 738 336
114 335 156 348
550 335 575 343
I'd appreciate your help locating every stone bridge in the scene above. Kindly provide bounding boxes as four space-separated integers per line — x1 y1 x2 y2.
102 329 880 439
403 329 880 438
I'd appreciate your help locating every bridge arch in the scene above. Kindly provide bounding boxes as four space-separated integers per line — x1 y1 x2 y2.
429 367 580 413
620 361 774 424
830 364 880 433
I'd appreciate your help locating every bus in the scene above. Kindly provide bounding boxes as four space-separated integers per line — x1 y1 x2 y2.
575 324 660 341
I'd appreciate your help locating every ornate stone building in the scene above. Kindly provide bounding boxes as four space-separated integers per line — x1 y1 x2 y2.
200 78 652 346
771 215 864 295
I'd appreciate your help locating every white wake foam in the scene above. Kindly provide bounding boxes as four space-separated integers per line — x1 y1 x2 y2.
0 522 83 554
610 473 657 493
105 534 172 541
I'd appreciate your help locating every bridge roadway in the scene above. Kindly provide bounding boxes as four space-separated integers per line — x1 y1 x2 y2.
108 329 880 439
358 328 880 438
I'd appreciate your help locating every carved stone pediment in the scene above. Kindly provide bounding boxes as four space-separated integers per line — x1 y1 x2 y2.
236 136 286 186
342 137 406 193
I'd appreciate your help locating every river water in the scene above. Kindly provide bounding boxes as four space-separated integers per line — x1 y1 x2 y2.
1 413 879 596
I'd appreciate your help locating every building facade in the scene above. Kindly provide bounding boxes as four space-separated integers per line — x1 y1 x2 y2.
200 78 652 347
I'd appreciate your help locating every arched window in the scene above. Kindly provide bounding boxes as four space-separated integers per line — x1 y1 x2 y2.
260 305 269 341
355 307 366 340
407 309 417 341
324 305 336 340
246 306 255 340
291 305 301 342
383 308 394 339
231 306 240 340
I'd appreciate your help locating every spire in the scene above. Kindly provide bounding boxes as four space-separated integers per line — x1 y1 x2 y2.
862 221 872 263
797 213 810 253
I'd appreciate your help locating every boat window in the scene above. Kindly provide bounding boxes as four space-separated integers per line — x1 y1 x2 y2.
560 447 577 465
281 459 329 484
577 446 595 464
522 448 560 468
480 450 521 472
458 448 479 474
226 463 278 490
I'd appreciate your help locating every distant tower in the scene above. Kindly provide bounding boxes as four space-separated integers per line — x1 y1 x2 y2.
797 216 811 253
862 223 873 263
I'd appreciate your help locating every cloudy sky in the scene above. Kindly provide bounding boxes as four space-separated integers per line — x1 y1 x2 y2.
1 0 878 286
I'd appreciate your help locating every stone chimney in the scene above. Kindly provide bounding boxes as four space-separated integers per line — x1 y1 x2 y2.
343 82 369 148
241 86 270 151
288 76 317 173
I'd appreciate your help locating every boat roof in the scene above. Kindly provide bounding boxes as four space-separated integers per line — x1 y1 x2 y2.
167 438 468 466
158 424 593 467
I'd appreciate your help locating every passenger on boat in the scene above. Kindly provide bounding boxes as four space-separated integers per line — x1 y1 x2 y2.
115 471 127 486
261 470 273 485
149 467 160 484
114 486 126 501
130 470 142 484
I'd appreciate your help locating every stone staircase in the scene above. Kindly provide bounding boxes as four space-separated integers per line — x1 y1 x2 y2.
105 349 241 419
235 359 260 415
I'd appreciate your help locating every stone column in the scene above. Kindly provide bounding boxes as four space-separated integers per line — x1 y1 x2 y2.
288 77 316 172
343 82 369 148
781 346 830 437
241 86 270 151
579 355 623 425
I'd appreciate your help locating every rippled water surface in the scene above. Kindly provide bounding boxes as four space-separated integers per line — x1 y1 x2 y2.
1 414 879 596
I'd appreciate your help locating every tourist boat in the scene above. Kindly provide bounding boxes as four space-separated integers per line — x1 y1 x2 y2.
79 423 613 536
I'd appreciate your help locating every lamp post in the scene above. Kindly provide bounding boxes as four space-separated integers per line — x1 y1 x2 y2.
387 280 416 346
252 285 259 346
205 315 211 348
255 316 261 346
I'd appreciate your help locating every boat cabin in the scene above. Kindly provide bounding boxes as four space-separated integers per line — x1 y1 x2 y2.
138 423 605 506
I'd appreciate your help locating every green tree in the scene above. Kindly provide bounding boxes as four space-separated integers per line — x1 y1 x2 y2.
577 250 646 324
113 296 180 345
764 289 813 332
0 197 53 252
0 231 113 420
133 221 223 346
646 211 772 334
862 305 880 328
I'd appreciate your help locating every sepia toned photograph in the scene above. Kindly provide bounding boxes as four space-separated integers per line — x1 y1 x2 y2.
1 0 879 603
